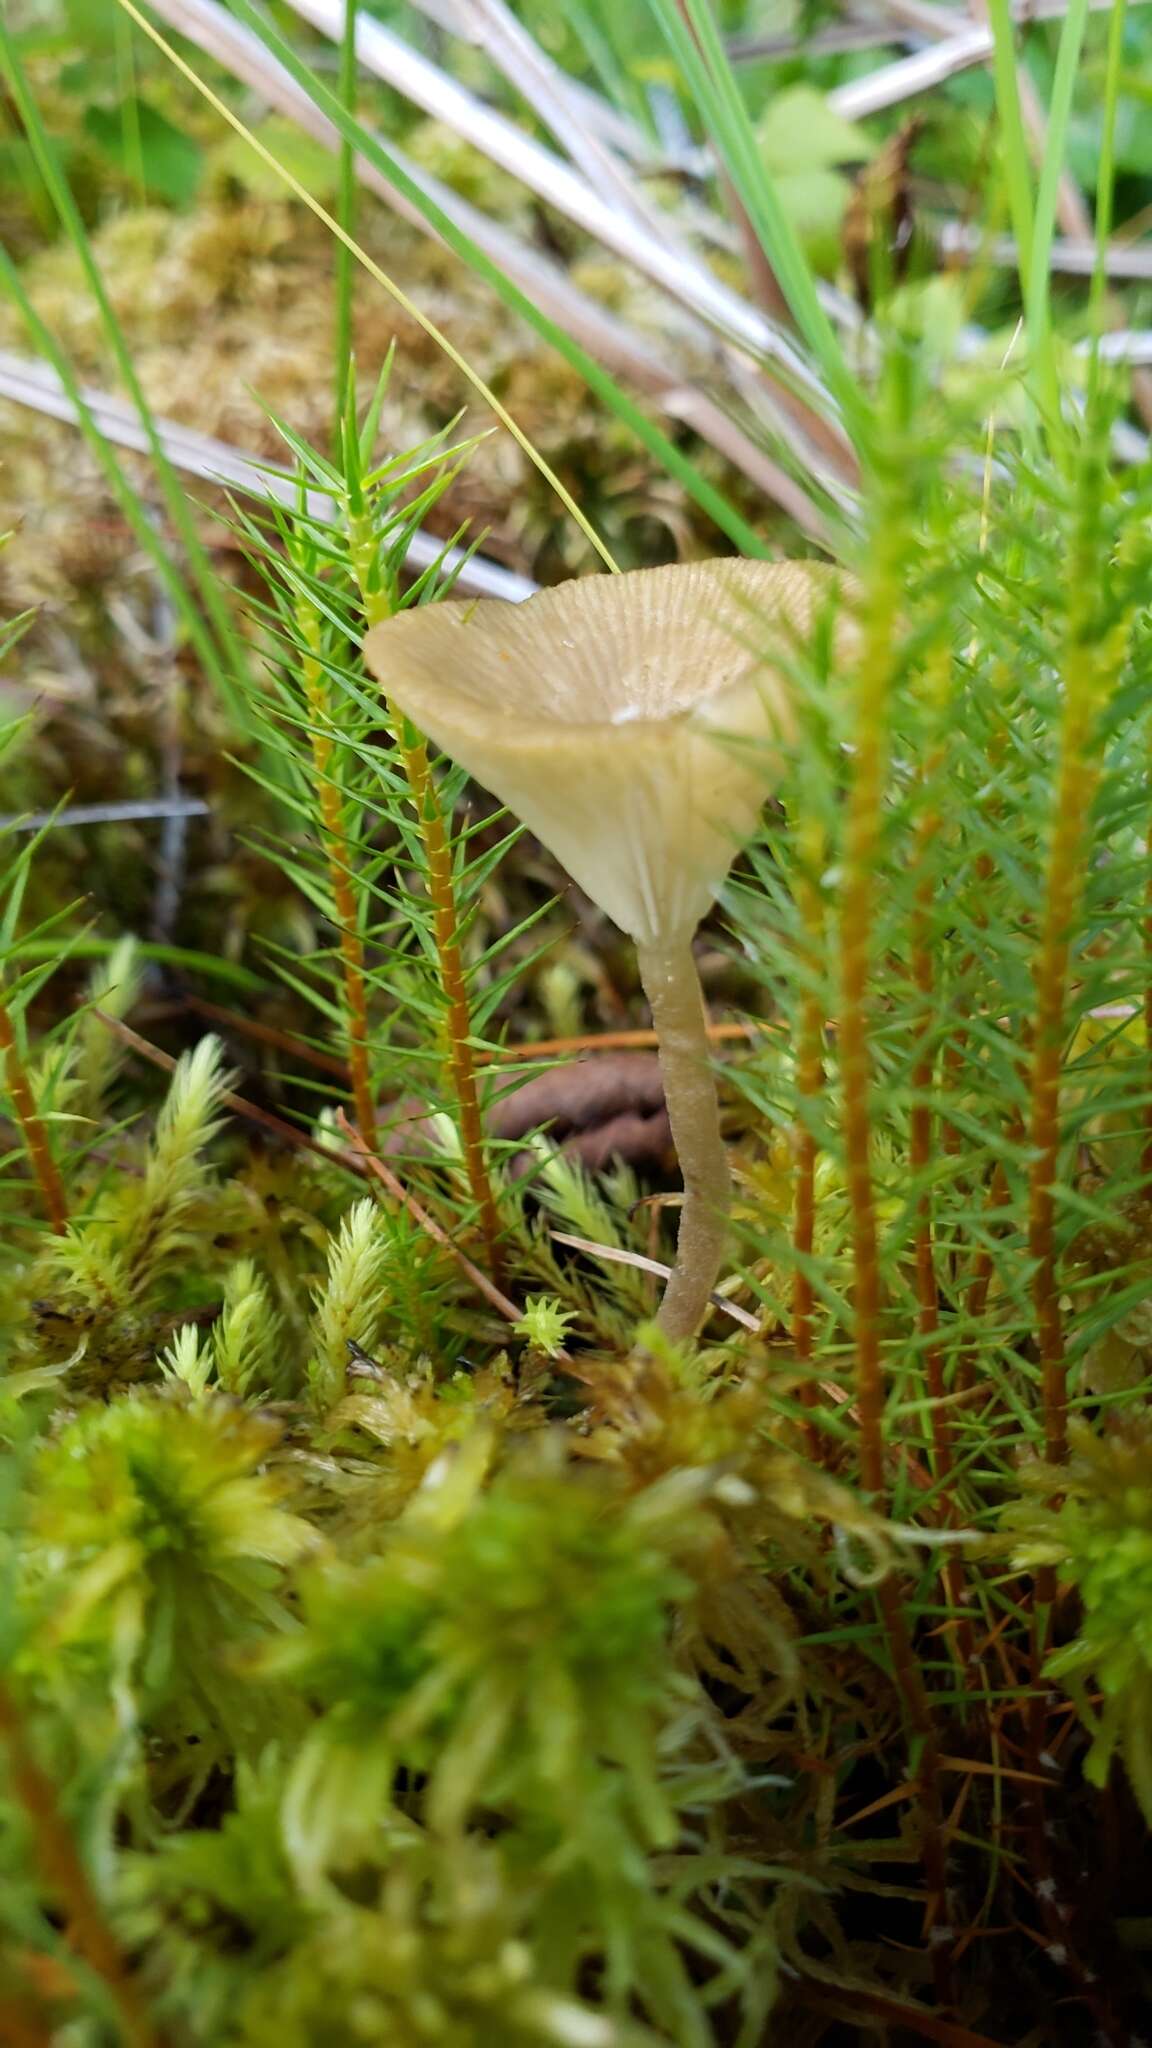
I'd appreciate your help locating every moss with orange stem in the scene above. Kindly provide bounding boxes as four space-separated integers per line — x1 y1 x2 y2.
791 844 826 1429
837 506 951 1967
908 742 975 1671
0 1679 156 2048
400 737 505 1279
298 599 377 1152
1026 574 1127 1467
838 596 894 1500
1017 460 1133 1911
1027 777 1091 1470
0 998 67 1236
349 525 503 1279
1144 838 1152 1177
938 658 1013 1166
1022 677 1103 1865
906 715 953 1469
910 848 950 1466
954 1161 1010 1397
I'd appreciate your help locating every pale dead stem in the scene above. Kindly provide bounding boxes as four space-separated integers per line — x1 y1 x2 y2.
549 1229 761 1332
0 347 532 604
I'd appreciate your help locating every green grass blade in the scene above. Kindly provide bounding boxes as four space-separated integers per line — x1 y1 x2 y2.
646 0 866 448
8 937 267 993
0 18 257 728
556 0 656 136
985 0 1038 305
1088 0 1128 346
333 0 358 448
1026 0 1091 422
122 0 771 560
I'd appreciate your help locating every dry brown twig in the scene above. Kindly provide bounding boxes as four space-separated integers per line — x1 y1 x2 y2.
92 1009 529 1330
336 1108 522 1325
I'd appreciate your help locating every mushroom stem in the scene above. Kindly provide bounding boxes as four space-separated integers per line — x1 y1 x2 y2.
636 936 731 1342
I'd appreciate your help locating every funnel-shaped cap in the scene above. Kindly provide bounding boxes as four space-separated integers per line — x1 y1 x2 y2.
365 558 853 946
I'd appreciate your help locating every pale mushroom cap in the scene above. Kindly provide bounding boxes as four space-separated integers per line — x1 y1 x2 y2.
364 558 855 946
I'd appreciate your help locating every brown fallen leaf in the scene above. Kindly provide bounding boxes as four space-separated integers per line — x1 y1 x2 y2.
382 1052 673 1178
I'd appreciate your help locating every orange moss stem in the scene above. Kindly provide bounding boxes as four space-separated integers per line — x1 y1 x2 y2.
0 997 68 1234
397 725 504 1278
938 682 1007 1163
792 860 826 1435
909 775 974 1669
1019 493 1121 1869
299 603 377 1152
954 1161 1009 1395
909 793 952 1478
1025 449 1124 1470
875 1576 951 1946
838 540 950 1969
352 545 501 1278
1144 819 1152 1176
839 700 889 1502
0 1679 157 2048
0 1994 54 2048
1025 676 1101 1469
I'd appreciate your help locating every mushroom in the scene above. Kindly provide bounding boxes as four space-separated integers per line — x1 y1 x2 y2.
364 557 853 1342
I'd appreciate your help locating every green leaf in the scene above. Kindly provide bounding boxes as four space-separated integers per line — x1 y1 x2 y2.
83 96 202 206
8 937 266 994
1068 98 1152 185
646 0 866 445
207 115 341 202
774 166 852 276
757 87 872 176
